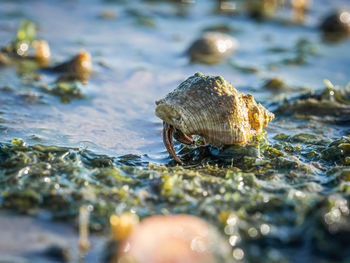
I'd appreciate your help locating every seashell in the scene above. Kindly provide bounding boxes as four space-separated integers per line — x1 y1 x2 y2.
32 40 51 65
187 32 237 64
110 212 139 241
155 72 274 163
291 0 311 23
49 50 92 81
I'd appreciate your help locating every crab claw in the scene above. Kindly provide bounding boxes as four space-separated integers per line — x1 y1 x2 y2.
162 122 183 163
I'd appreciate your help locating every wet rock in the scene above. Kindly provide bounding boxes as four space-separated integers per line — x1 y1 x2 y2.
320 9 350 42
2 190 40 213
321 136 350 164
245 0 281 21
263 78 288 93
186 32 237 64
41 244 71 262
290 133 330 145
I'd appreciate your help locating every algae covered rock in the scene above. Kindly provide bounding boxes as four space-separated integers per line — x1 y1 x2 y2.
277 80 350 123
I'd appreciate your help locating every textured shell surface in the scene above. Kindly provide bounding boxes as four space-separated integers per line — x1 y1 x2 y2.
155 73 275 146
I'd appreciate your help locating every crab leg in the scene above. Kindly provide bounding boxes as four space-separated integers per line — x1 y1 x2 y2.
174 129 195 145
162 122 183 163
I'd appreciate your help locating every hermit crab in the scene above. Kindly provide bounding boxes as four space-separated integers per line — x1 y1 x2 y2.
155 73 275 163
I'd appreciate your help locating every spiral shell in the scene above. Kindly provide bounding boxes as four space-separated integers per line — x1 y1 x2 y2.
155 73 274 146
50 50 92 81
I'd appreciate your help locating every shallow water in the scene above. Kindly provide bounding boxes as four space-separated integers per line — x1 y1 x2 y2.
1 0 349 160
1 0 350 262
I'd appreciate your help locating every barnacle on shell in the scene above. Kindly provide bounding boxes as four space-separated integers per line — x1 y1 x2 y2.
155 73 274 162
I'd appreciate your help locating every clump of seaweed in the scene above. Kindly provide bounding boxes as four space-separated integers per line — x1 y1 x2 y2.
40 81 85 103
1 20 38 58
245 0 282 21
0 139 141 230
1 19 51 67
277 80 350 123
0 135 350 261
0 20 91 102
269 38 318 68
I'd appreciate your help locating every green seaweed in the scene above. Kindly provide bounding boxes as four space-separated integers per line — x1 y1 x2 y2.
2 19 38 57
0 3 349 262
40 81 85 102
277 81 350 123
1 135 350 261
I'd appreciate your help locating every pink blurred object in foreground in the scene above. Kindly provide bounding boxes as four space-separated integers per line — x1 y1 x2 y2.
116 214 230 263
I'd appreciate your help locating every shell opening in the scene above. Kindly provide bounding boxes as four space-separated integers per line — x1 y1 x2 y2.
155 103 183 129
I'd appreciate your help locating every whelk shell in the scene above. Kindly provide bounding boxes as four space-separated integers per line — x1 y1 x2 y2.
155 72 275 163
